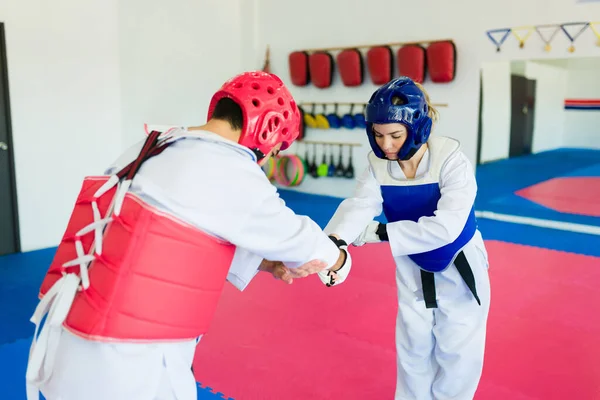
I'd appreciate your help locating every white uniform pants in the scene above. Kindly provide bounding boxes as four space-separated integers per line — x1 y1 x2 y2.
36 329 199 400
394 242 491 400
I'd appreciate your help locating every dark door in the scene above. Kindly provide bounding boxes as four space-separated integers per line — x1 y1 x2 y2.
476 71 483 165
509 74 536 158
0 23 20 255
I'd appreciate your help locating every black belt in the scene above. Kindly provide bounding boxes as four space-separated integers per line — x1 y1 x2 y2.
420 251 481 309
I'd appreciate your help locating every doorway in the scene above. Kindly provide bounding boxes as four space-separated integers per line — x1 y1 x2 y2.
0 23 20 255
509 74 536 158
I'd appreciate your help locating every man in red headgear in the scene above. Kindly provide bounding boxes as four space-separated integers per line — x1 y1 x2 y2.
25 71 352 400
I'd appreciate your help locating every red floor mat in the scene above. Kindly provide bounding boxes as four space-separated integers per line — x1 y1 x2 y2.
192 241 600 399
516 177 600 217
193 244 398 399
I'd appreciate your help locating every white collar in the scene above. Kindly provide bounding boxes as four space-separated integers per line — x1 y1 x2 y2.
155 126 258 162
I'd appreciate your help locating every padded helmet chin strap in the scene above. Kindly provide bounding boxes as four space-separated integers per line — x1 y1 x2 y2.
382 146 418 161
399 146 419 161
252 148 266 161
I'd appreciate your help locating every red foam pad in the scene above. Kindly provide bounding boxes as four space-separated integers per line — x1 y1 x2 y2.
308 52 334 89
366 46 393 85
515 177 600 217
336 49 364 87
397 45 426 83
192 240 600 399
426 41 456 83
288 51 309 86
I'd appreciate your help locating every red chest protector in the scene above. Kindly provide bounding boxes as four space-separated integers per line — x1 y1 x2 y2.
38 130 235 342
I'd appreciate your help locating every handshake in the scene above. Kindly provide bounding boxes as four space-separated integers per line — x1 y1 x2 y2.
259 235 353 287
259 221 387 287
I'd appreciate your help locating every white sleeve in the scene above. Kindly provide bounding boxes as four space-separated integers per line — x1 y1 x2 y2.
227 191 339 290
226 247 263 291
323 166 384 244
222 171 342 272
386 151 477 257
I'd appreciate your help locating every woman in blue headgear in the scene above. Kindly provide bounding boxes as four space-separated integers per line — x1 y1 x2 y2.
324 77 491 400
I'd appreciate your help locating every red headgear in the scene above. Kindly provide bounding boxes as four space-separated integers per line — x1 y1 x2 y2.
207 71 301 161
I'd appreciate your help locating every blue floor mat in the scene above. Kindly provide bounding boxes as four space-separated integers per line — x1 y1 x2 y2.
562 162 600 178
475 149 600 226
480 190 600 227
476 218 600 257
0 339 34 400
475 148 600 204
0 248 56 345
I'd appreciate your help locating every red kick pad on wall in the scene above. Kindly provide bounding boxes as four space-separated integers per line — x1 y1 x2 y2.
366 46 393 85
336 49 364 87
288 51 309 86
397 45 426 83
515 177 600 217
426 41 456 83
308 52 334 88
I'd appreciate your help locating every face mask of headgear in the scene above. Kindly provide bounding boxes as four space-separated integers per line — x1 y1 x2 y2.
364 77 433 161
207 71 301 162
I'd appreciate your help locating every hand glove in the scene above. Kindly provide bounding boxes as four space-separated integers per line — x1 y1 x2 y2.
352 221 388 246
318 236 352 287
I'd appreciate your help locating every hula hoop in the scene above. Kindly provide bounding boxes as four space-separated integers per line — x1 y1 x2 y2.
262 155 278 180
274 154 305 187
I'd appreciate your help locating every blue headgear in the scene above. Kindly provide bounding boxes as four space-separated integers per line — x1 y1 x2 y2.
365 77 432 160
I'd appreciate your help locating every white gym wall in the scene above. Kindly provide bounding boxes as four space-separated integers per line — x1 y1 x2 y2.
1 0 246 251
254 0 600 197
0 0 122 252
118 0 248 148
3 0 600 251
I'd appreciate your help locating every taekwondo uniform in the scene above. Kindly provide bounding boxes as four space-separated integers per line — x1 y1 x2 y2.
25 127 346 400
324 76 491 400
325 136 491 400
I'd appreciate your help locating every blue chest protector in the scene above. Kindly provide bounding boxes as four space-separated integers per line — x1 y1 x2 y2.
369 136 478 273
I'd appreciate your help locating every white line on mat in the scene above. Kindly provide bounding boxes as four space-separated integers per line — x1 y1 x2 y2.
475 210 600 236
